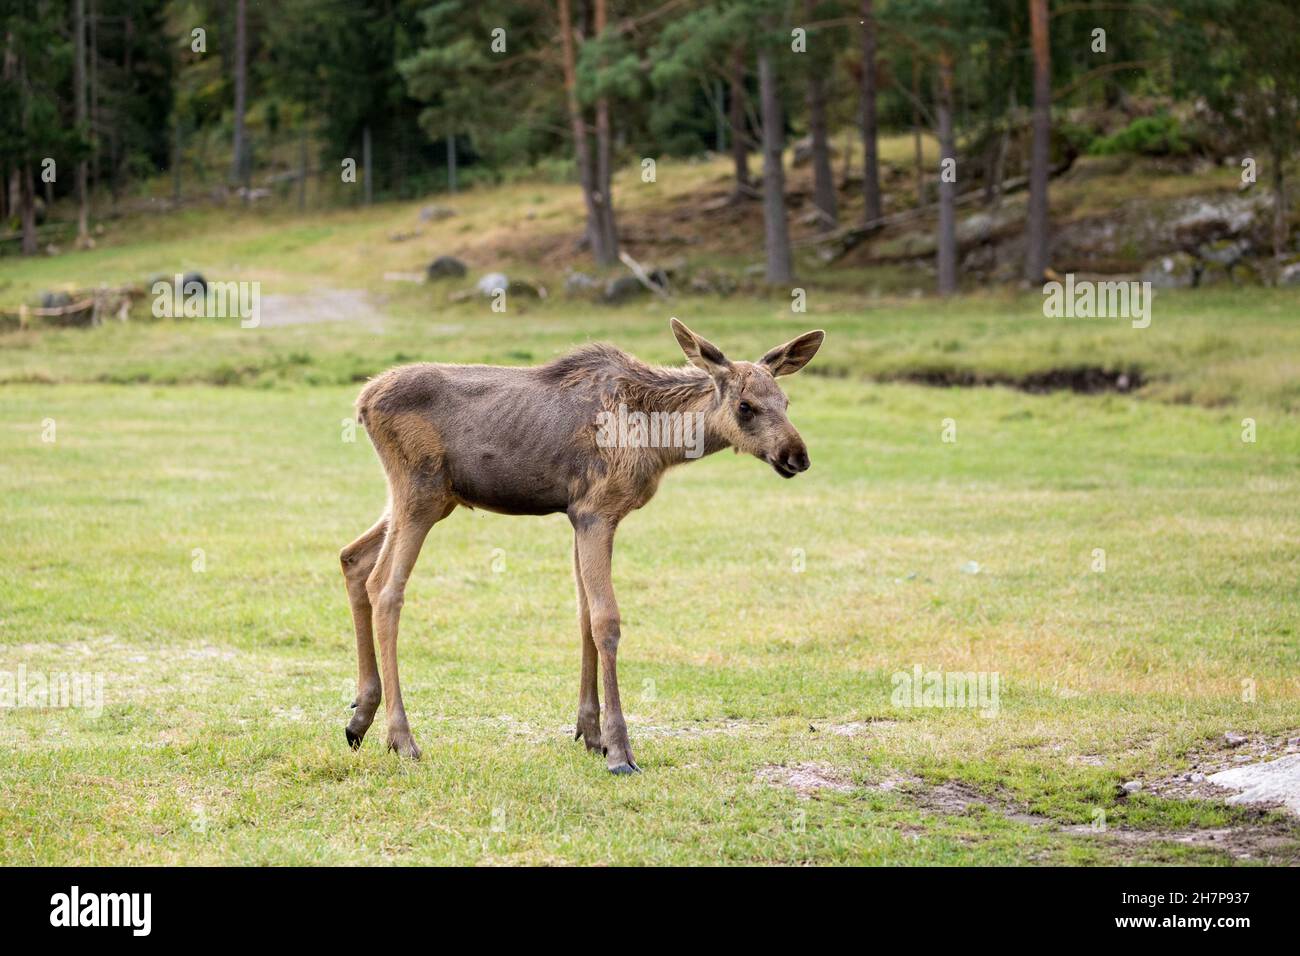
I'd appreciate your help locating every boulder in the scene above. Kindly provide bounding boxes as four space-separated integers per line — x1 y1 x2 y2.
426 256 468 280
1278 259 1300 287
603 275 648 303
476 272 508 296
506 278 543 299
1141 252 1199 288
687 269 738 296
792 135 839 168
419 205 456 222
564 271 599 295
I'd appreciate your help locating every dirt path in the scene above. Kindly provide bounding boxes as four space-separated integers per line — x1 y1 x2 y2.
256 289 384 330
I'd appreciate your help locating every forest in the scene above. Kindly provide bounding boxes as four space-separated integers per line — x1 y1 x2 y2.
3 0 1298 294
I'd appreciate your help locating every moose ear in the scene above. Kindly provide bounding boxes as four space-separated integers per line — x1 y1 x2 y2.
758 330 825 377
670 317 731 376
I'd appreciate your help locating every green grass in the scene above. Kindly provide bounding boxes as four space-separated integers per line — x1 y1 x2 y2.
1 161 1298 865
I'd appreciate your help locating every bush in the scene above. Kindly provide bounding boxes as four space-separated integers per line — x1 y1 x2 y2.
1088 114 1189 157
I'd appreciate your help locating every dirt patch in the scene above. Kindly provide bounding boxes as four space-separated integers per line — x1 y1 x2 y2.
872 773 1299 860
889 364 1145 395
257 289 384 329
756 762 855 799
1068 754 1109 767
884 777 1054 826
812 719 899 736
1147 731 1300 809
1064 820 1300 863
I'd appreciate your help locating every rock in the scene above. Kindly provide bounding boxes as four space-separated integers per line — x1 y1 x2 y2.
426 256 468 280
1197 237 1251 267
603 275 650 304
1224 731 1249 747
1141 252 1200 288
1166 193 1269 245
1208 754 1300 816
956 207 1020 246
39 291 72 309
1121 780 1143 793
791 135 839 168
1277 260 1300 287
419 205 456 222
660 256 689 279
506 278 543 299
476 272 508 296
564 271 599 295
1190 772 1206 783
687 268 738 296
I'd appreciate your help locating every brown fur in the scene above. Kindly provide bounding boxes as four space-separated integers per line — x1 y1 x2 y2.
340 319 824 771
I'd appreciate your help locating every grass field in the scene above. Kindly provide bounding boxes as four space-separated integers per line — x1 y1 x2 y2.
2 164 1299 865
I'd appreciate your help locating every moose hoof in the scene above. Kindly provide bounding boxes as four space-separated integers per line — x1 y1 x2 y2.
345 727 363 750
574 713 602 752
387 734 422 760
608 762 641 776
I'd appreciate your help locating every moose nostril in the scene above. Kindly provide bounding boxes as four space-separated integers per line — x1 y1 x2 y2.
782 449 810 473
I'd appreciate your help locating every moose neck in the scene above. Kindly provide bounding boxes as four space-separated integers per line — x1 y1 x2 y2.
615 365 731 469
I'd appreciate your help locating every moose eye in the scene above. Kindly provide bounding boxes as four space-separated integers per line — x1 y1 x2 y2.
738 401 755 416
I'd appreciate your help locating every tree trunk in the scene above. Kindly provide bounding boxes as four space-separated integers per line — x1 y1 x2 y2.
1272 140 1288 260
805 1 836 230
1023 0 1051 283
912 58 924 207
558 0 611 265
713 78 726 153
729 47 751 194
74 0 89 243
757 48 793 284
172 120 182 205
21 164 37 256
362 125 373 205
113 13 133 204
935 53 957 296
90 0 99 192
231 0 248 184
858 0 882 223
298 124 307 211
447 131 457 193
592 0 619 263
988 86 1015 209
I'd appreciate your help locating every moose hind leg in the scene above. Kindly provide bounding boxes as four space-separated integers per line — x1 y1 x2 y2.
341 513 388 749
573 534 602 751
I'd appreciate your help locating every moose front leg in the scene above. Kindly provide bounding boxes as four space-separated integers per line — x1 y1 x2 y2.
572 535 602 752
340 512 389 749
573 515 639 774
